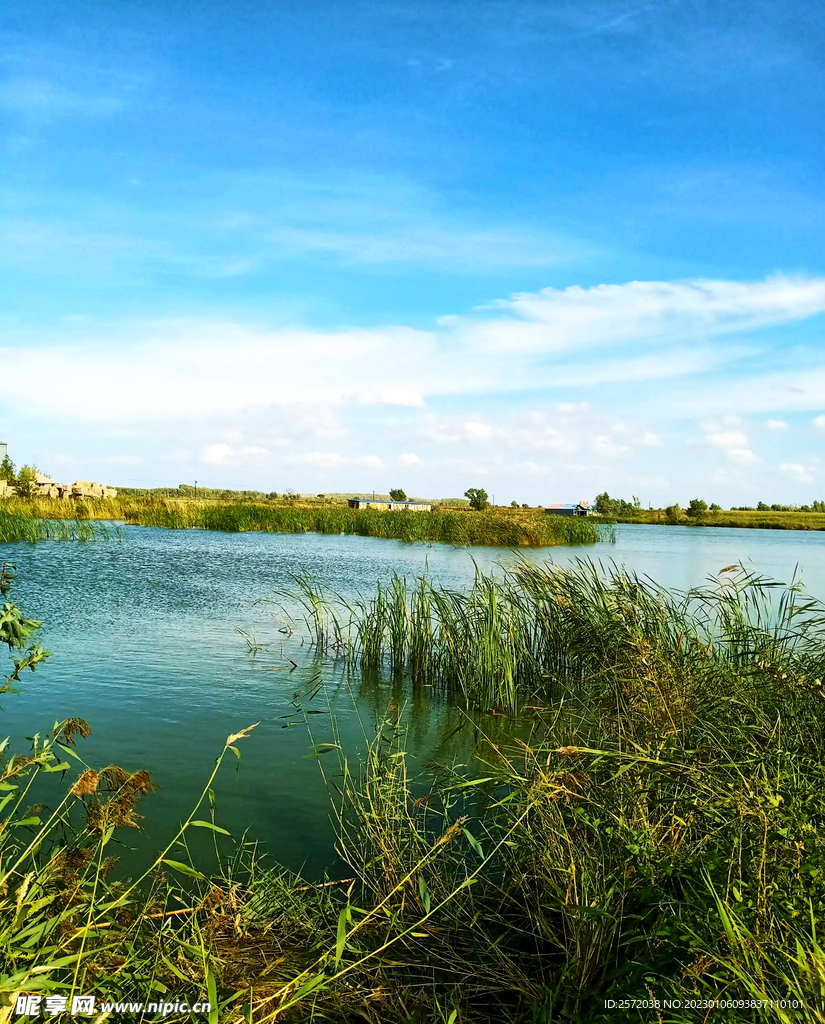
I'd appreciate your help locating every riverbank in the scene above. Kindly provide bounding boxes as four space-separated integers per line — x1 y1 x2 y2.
3 559 824 1022
0 496 602 547
615 508 825 530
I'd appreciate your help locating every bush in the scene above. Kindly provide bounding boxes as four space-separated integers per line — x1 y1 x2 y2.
686 498 708 518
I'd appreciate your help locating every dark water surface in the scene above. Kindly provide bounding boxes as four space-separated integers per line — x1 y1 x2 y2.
2 524 825 877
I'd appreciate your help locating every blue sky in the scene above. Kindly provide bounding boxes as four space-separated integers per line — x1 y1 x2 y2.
2 0 824 503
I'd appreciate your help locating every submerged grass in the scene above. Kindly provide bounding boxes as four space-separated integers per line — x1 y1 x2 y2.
0 497 603 547
4 561 825 1021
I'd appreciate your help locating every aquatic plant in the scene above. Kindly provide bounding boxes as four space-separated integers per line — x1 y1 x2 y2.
5 562 825 1021
286 558 825 716
0 496 604 547
0 509 109 543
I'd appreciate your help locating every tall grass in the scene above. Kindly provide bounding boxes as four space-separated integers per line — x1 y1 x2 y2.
0 496 604 547
5 561 825 1021
617 508 825 531
0 509 110 543
285 558 825 714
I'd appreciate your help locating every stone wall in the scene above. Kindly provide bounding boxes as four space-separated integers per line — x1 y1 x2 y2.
1 473 117 500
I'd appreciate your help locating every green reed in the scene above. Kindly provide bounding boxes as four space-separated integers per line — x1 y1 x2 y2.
1 496 605 547
6 561 825 1021
0 509 110 543
285 558 825 717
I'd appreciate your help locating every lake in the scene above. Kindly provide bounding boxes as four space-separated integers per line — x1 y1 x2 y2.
3 523 825 878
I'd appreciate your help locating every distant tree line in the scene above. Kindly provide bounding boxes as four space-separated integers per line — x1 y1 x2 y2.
595 492 825 518
730 501 825 512
594 492 643 516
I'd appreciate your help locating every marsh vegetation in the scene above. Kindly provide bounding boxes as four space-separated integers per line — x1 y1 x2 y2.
3 553 825 1021
0 496 603 547
0 508 112 543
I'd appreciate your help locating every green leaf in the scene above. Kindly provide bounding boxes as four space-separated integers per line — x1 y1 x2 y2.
162 859 208 881
462 828 484 859
54 741 83 762
335 907 347 967
188 820 232 836
304 743 341 758
417 875 431 913
206 963 218 1024
160 953 189 983
291 973 326 1001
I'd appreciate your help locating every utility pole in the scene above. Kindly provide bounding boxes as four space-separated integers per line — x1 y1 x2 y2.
195 480 197 499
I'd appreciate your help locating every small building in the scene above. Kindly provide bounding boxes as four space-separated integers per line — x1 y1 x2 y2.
348 497 432 512
0 442 7 463
544 502 594 517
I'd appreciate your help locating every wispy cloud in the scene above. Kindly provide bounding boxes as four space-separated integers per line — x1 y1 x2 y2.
453 276 825 355
0 77 123 116
3 276 825 429
4 274 825 499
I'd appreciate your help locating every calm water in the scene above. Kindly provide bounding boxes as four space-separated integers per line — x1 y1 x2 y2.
2 524 825 877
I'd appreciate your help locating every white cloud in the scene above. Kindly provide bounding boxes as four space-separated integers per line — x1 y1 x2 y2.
203 443 233 464
456 275 825 355
4 276 825 432
779 463 815 484
701 420 757 464
463 422 494 440
302 452 346 468
422 406 658 462
301 452 382 469
7 274 825 501
356 390 425 407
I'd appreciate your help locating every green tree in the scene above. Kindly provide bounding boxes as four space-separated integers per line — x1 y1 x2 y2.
389 488 407 502
511 500 518 508
0 454 15 485
464 487 489 511
709 503 722 511
15 465 38 499
686 498 708 518
665 503 682 523
594 491 615 515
